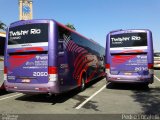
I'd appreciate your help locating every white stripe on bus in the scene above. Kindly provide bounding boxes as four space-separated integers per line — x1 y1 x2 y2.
110 46 147 50
8 42 48 49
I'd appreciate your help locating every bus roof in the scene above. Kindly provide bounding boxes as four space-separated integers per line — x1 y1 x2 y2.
55 21 100 45
9 19 101 46
109 29 151 35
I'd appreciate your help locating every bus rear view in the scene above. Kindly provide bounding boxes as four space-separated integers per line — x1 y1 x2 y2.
4 20 54 94
105 29 154 85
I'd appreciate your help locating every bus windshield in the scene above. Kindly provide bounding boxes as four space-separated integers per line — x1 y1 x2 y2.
110 33 147 48
8 23 48 45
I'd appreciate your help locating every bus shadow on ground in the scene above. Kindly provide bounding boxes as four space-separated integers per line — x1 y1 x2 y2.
0 90 8 96
15 77 104 106
154 68 160 70
106 82 149 91
131 87 160 115
15 89 80 105
107 83 160 114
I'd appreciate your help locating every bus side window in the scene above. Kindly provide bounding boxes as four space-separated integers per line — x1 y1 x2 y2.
58 41 64 52
58 41 65 56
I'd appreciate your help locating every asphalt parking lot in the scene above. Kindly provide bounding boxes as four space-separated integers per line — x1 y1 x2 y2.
0 71 160 120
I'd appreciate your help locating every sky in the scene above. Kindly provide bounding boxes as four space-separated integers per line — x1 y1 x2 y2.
0 0 160 51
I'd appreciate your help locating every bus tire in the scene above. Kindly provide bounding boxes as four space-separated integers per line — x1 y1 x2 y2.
140 83 149 89
143 83 149 87
80 74 86 92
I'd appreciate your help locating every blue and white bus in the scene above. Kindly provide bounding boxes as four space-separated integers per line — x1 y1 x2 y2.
4 19 105 94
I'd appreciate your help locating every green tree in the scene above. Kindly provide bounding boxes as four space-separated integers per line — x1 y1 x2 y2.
0 21 6 31
66 23 76 31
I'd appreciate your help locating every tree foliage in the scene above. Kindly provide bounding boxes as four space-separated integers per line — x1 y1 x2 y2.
66 23 76 31
0 21 6 31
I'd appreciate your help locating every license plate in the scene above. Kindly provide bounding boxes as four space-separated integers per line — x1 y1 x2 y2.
22 79 31 83
124 73 132 75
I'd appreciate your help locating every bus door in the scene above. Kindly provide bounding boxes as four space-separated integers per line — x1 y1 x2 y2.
57 41 70 88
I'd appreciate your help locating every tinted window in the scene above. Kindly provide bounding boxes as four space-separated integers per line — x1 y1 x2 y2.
110 33 147 48
58 25 105 55
0 36 5 55
154 53 160 57
8 23 48 45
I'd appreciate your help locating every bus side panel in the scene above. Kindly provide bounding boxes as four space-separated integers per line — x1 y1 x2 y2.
48 21 60 93
61 41 104 89
147 31 154 64
105 34 111 78
49 21 57 67
147 31 154 83
57 25 105 92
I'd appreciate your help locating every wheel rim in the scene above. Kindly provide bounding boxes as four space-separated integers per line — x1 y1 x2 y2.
82 78 85 89
80 77 86 91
